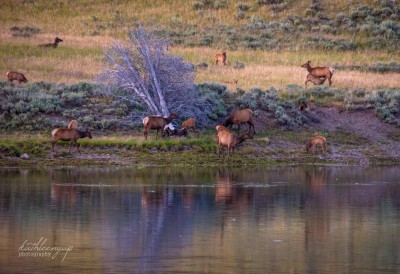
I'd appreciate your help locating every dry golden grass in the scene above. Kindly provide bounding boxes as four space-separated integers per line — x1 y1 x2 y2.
1 34 399 88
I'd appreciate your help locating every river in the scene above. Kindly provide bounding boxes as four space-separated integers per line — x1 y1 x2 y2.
0 166 399 273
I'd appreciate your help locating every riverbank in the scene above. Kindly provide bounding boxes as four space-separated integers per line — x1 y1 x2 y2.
1 112 399 168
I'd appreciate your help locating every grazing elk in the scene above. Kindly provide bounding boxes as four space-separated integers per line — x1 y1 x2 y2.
51 120 92 156
39 37 63 48
143 113 177 140
305 135 327 156
217 131 253 157
223 109 256 135
182 118 196 133
215 51 227 65
305 74 327 88
6 71 28 83
301 60 334 87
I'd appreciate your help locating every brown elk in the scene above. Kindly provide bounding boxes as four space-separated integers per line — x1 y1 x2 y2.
305 135 327 156
51 121 92 155
223 109 256 135
298 102 309 111
217 131 253 157
6 71 28 83
215 51 227 65
182 118 196 132
301 60 334 87
143 113 177 140
215 124 231 133
305 74 327 88
39 37 63 48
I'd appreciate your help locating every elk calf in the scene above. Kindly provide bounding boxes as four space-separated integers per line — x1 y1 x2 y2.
6 71 28 83
305 135 327 156
215 51 227 65
39 37 63 48
182 118 196 132
305 74 327 88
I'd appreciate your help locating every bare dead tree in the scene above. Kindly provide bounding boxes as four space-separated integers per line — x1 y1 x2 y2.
99 28 212 125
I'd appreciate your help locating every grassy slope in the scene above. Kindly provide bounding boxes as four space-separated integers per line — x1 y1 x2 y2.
0 0 399 89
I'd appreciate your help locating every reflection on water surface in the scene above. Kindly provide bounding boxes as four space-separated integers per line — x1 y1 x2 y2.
0 166 400 273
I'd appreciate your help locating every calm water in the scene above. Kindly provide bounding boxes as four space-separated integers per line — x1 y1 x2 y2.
0 166 400 274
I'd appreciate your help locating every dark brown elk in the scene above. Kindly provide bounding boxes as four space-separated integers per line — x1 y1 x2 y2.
223 109 256 135
298 102 309 111
217 131 253 157
39 37 63 48
6 71 28 83
215 51 227 65
305 135 327 156
143 113 177 140
182 118 196 132
305 74 327 88
301 60 334 87
51 125 92 156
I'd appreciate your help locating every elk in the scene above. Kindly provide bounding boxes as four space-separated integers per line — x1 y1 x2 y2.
217 131 253 157
215 51 227 65
223 109 256 135
298 102 309 111
39 37 63 48
305 74 327 88
51 120 92 155
305 135 327 156
301 60 334 87
143 113 177 140
215 124 231 133
6 71 28 83
182 118 196 132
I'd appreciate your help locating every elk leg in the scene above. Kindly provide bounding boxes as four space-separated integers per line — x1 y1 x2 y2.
322 143 326 156
51 141 56 155
144 130 148 140
76 141 81 154
68 141 74 154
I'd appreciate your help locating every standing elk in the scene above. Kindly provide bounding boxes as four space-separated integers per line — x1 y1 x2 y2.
51 120 92 156
301 60 334 87
215 51 227 65
305 135 327 156
143 113 177 140
182 118 196 133
6 71 28 83
223 109 256 135
39 37 63 48
217 131 253 157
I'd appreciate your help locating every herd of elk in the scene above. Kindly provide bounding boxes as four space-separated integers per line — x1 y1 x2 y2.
301 60 334 87
39 37 63 48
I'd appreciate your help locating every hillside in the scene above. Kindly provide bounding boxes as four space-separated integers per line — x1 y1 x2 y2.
0 0 399 88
